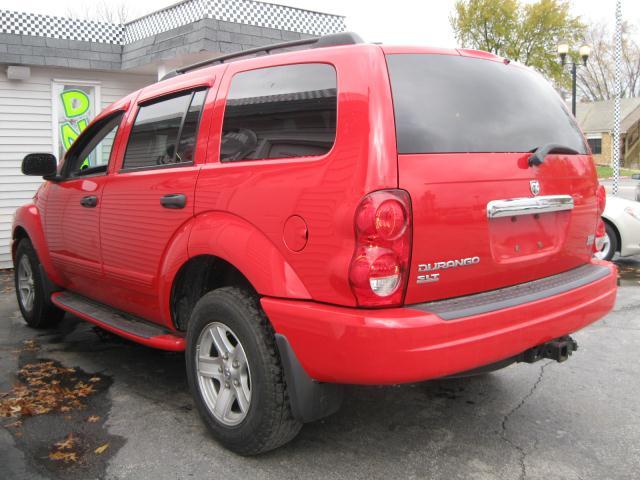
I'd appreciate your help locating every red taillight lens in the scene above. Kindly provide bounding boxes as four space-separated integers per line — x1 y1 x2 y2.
596 184 606 215
349 190 412 307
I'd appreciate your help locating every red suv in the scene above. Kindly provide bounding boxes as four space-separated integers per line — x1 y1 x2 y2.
13 33 616 455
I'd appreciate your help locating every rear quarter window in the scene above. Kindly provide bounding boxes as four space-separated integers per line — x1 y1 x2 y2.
385 54 587 154
220 63 337 162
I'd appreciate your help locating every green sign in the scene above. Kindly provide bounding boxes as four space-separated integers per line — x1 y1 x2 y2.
56 85 95 162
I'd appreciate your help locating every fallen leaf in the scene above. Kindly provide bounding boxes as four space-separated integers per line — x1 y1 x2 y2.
94 443 109 454
87 415 100 423
54 433 75 450
49 451 78 463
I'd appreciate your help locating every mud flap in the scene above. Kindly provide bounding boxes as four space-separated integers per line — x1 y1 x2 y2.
275 333 344 423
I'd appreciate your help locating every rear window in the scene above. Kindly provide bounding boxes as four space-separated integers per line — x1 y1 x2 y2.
386 54 587 154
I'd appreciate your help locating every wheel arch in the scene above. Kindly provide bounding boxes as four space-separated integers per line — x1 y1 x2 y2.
12 204 64 285
163 211 311 331
170 255 256 331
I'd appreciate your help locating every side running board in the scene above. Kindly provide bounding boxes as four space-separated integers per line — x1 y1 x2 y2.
51 292 185 351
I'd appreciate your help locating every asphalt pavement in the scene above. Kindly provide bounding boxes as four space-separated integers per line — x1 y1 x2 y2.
1 259 639 480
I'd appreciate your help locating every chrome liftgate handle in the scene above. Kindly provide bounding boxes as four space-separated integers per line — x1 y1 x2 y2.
486 195 574 219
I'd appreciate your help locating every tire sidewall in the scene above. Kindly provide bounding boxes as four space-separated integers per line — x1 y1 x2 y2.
603 222 618 261
185 290 276 451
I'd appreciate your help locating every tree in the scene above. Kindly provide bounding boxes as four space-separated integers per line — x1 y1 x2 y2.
66 1 130 24
450 0 584 84
576 22 640 101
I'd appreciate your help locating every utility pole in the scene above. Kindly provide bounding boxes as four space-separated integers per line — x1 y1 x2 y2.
612 0 622 195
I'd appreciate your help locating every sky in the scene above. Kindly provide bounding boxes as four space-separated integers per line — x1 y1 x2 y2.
1 0 639 46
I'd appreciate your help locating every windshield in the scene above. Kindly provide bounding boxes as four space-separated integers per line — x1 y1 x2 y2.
386 54 588 155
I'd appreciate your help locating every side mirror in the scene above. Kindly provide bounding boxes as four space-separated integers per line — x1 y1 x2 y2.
631 173 640 180
22 153 58 178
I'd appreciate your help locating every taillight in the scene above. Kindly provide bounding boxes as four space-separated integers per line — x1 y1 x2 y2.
349 190 412 307
596 184 606 215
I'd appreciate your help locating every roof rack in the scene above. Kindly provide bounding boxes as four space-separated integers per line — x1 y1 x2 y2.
161 32 363 81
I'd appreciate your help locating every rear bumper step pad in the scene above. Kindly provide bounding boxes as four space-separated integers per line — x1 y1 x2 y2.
410 264 611 320
51 292 185 351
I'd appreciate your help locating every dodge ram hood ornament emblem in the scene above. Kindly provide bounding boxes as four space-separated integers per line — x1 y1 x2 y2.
530 180 540 196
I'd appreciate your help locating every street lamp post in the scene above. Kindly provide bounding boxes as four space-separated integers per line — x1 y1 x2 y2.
557 43 591 116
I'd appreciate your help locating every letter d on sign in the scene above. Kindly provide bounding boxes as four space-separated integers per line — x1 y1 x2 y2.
61 89 90 118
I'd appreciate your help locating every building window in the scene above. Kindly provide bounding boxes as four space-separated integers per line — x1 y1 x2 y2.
53 82 99 161
587 137 602 155
220 63 337 162
122 90 206 170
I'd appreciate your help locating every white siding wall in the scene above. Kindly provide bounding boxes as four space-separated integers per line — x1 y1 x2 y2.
0 67 154 268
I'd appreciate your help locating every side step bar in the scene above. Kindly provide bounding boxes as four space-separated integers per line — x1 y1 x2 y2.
51 292 185 351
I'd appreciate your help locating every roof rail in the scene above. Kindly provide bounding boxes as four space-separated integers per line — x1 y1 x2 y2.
161 31 363 81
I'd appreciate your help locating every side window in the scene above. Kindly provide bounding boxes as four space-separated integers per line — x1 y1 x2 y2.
65 112 123 178
122 90 206 170
221 63 337 162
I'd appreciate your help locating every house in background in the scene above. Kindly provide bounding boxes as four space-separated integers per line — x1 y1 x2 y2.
575 98 640 168
0 0 345 268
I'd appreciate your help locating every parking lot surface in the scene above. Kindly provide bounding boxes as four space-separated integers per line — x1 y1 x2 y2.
1 259 639 480
600 178 639 201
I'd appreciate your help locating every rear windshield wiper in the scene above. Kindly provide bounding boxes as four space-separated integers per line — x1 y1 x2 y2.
528 144 580 167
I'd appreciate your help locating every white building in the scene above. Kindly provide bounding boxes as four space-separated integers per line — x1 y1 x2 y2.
0 0 345 268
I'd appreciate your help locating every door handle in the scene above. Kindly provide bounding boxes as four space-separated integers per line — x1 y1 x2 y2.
80 195 98 208
160 193 187 209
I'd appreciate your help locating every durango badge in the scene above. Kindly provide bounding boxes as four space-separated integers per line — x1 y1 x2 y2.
416 256 480 284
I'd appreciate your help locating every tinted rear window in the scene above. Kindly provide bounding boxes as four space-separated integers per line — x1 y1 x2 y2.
386 54 587 154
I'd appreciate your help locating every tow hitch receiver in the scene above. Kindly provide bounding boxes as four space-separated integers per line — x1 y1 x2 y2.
521 336 578 363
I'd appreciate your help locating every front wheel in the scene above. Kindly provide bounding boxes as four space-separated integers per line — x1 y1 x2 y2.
14 238 64 328
185 287 302 455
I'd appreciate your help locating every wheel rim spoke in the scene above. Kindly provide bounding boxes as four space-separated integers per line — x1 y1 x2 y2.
209 325 233 355
235 381 250 413
198 356 224 379
214 385 235 418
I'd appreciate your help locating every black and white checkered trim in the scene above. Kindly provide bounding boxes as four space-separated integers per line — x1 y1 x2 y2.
206 0 344 36
124 0 207 44
1 0 345 45
0 9 124 43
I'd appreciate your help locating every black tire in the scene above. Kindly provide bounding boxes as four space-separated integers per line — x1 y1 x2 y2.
185 287 302 455
601 222 618 261
14 238 64 328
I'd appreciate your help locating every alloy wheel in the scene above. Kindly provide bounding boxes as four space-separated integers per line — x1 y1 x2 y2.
195 322 252 426
594 232 612 260
17 255 35 312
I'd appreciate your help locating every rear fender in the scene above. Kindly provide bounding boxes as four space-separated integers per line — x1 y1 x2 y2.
13 203 65 286
187 212 311 299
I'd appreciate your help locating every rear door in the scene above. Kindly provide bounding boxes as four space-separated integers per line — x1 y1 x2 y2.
385 51 599 304
98 88 209 321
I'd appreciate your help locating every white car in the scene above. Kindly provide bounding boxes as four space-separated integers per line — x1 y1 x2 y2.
596 195 640 261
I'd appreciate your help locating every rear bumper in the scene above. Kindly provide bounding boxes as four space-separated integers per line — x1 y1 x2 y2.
261 260 617 384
